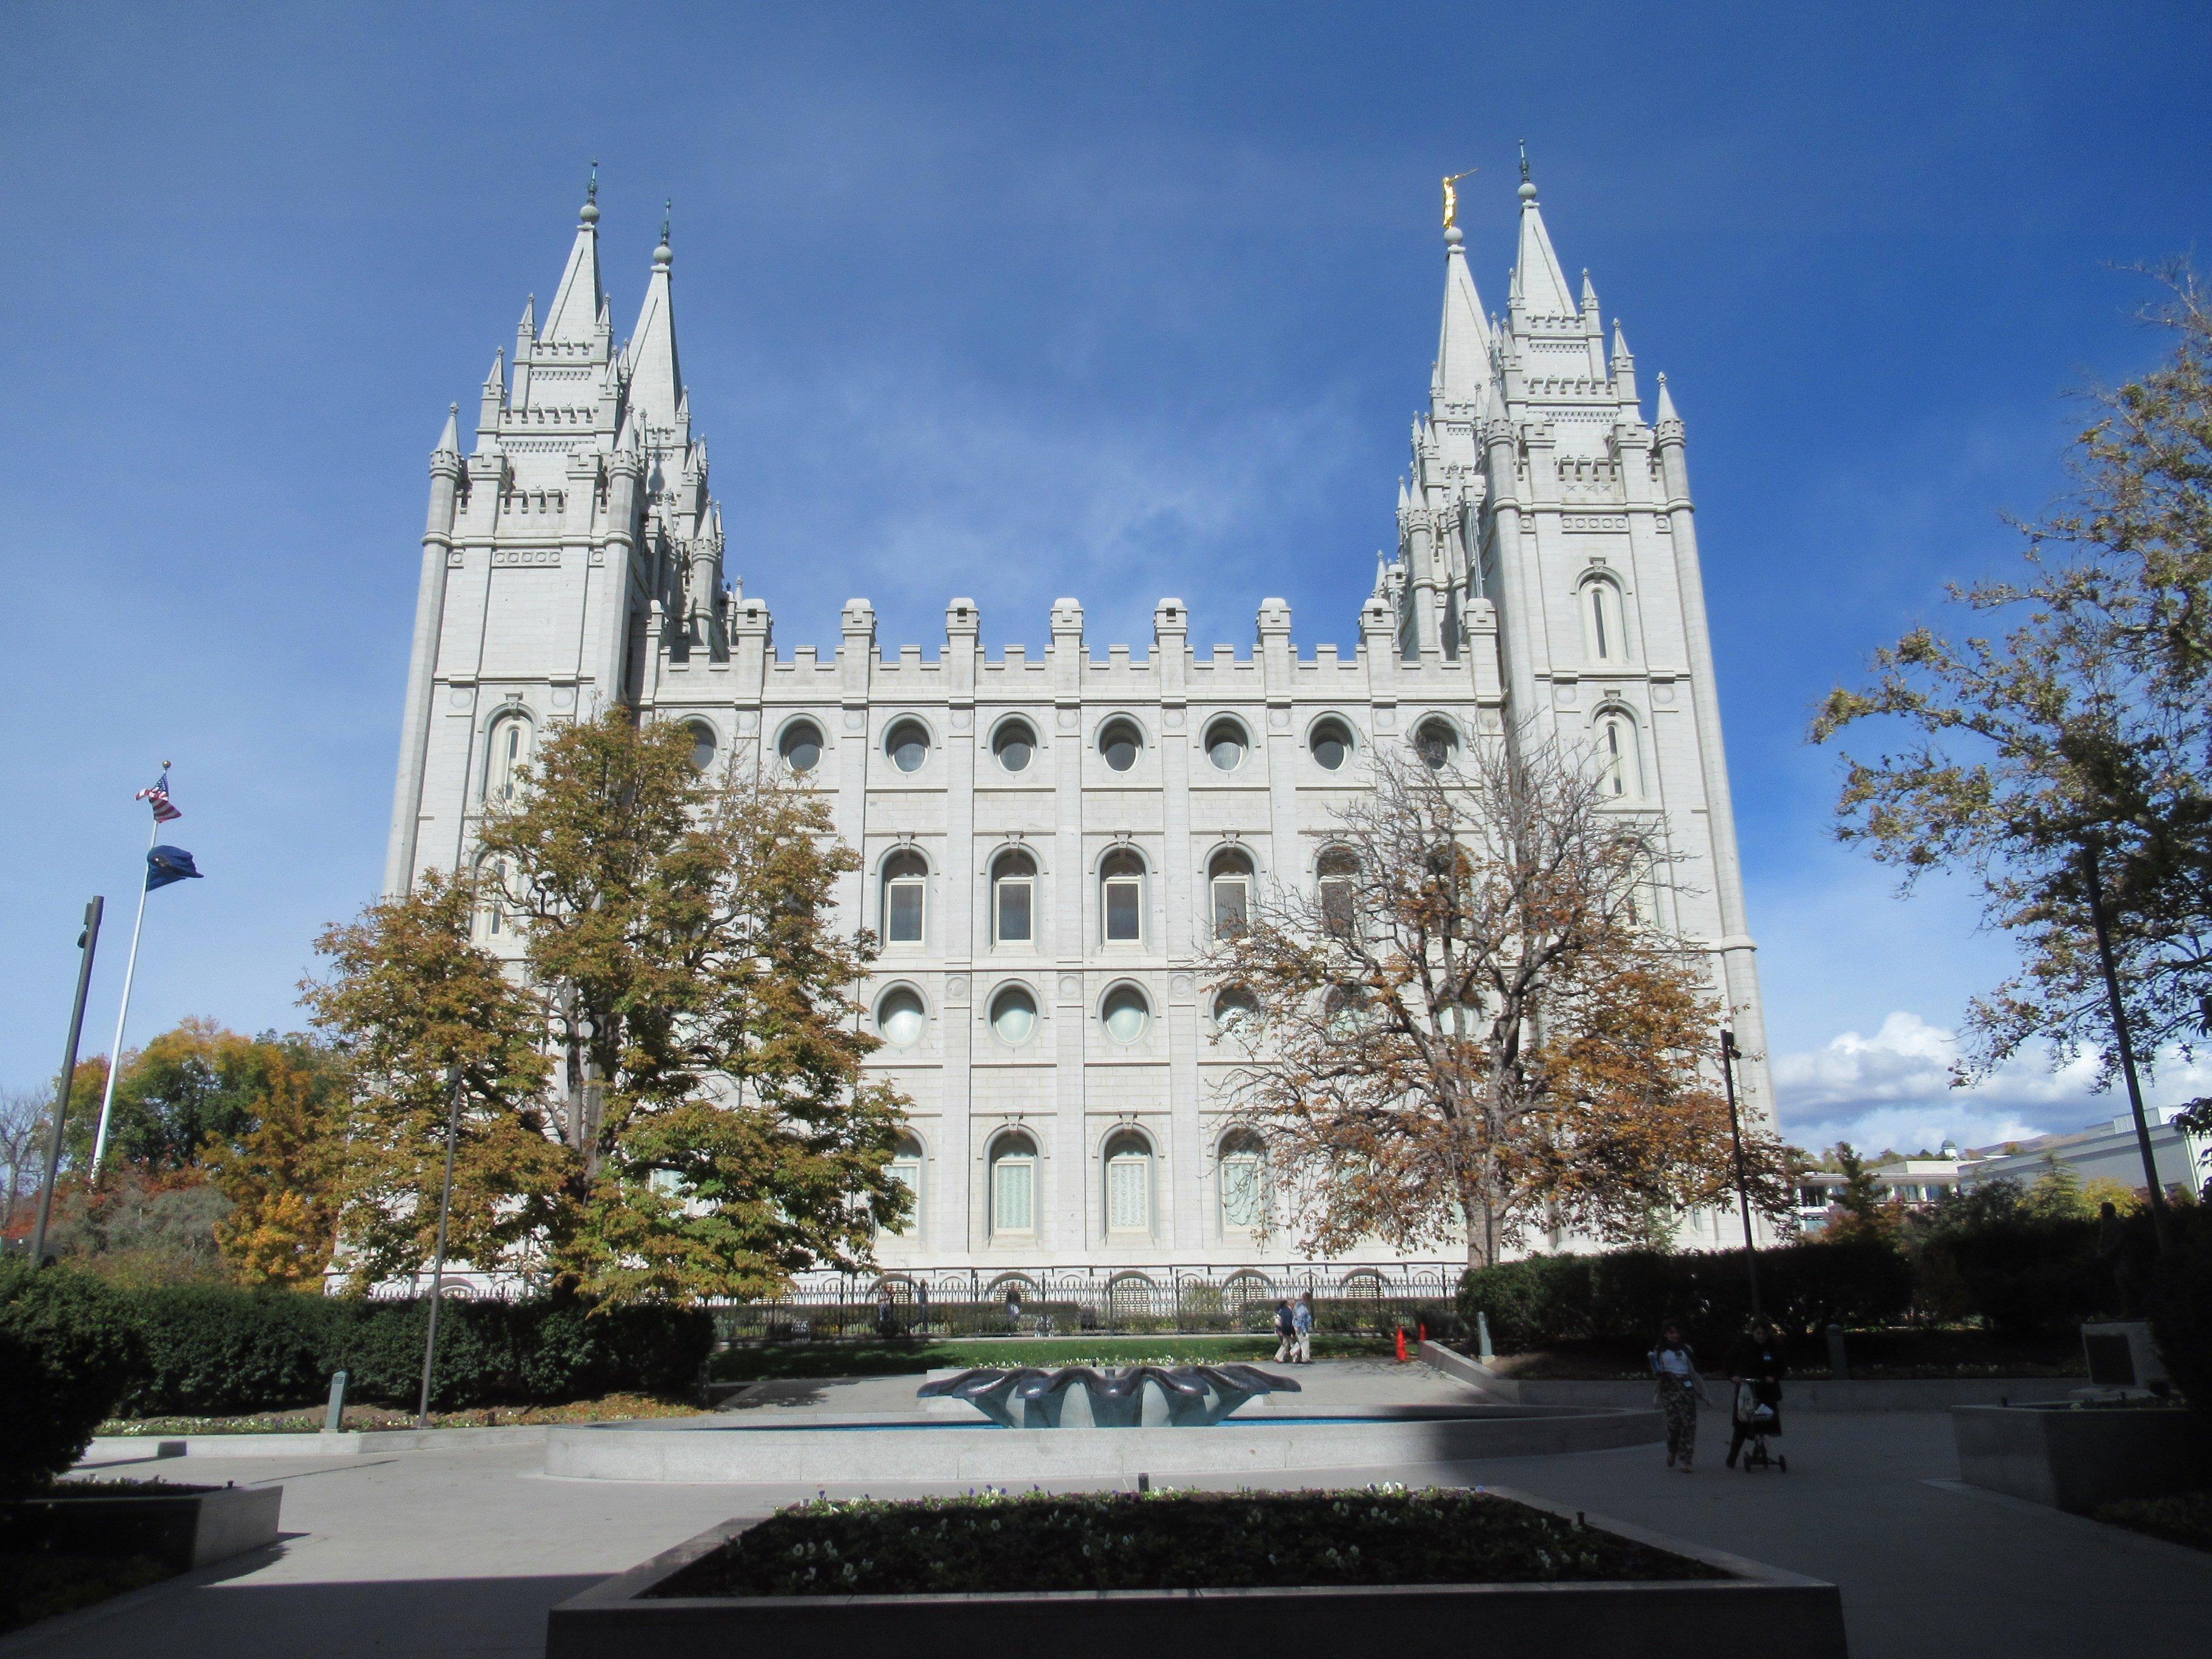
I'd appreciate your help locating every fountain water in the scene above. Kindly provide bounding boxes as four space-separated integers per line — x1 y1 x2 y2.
917 1364 1299 1429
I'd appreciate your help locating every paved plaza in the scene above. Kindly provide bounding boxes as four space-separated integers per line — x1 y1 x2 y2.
13 1361 2210 1658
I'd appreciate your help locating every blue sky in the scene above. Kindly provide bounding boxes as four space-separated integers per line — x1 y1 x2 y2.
3 1 2207 1158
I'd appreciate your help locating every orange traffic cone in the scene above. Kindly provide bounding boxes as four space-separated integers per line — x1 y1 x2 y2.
1395 1326 1407 1363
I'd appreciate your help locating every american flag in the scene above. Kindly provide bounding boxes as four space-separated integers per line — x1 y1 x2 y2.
136 768 182 823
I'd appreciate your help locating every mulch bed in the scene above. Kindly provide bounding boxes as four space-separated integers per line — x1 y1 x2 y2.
653 1487 1710 1598
2091 1491 2212 1552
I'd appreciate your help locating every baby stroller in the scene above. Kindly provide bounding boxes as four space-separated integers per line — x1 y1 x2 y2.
1732 1381 1786 1473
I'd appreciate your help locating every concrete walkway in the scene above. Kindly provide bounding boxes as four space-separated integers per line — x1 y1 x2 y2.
15 1364 2210 1658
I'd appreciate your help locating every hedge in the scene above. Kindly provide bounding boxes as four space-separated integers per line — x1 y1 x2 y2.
0 1260 144 1492
107 1285 714 1416
1456 1239 1914 1356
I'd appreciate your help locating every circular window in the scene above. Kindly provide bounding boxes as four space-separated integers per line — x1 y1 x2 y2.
885 719 931 774
1098 718 1142 772
989 984 1038 1045
685 722 717 772
876 986 926 1047
1213 985 1259 1034
1415 719 1459 769
993 719 1037 774
779 720 823 773
1101 984 1150 1043
1309 719 1353 771
1204 718 1247 772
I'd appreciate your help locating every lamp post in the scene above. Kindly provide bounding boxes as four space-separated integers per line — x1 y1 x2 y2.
416 1069 464 1429
29 899 104 1265
1720 1027 1763 1319
2079 841 2171 1254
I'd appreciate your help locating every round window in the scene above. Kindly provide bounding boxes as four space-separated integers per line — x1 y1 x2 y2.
1309 719 1352 771
876 987 926 1047
686 722 717 772
779 720 823 773
990 985 1038 1045
993 720 1036 774
885 720 931 774
1415 719 1458 769
1098 719 1142 772
1101 984 1150 1043
1213 985 1259 1034
1204 719 1247 772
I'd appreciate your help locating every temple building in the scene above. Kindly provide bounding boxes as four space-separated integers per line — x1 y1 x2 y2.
383 164 1775 1277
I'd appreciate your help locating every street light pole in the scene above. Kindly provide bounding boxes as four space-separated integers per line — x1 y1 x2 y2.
30 898 104 1266
2080 841 2171 1253
416 1070 464 1429
1721 1027 1763 1319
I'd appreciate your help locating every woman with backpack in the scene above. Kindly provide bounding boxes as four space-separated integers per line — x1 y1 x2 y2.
1648 1321 1704 1472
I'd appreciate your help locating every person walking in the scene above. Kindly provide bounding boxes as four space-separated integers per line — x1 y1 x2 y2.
1273 1298 1296 1362
1724 1320 1786 1468
1649 1321 1703 1472
1292 1290 1315 1364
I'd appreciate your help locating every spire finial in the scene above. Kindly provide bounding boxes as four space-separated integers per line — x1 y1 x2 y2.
654 198 672 268
1441 167 1475 233
1518 140 1537 203
580 159 600 226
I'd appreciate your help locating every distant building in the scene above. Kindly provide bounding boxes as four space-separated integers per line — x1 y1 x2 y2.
1963 1105 2207 1202
1794 1151 1968 1234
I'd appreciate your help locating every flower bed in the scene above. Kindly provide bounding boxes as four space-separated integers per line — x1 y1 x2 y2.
657 1487 1697 1597
95 1392 704 1436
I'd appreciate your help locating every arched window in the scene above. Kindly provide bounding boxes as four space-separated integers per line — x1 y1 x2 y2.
1098 717 1143 772
1317 847 1358 933
1595 709 1642 800
778 719 823 774
1103 1129 1153 1238
991 719 1037 774
875 985 927 1047
990 1131 1038 1238
1208 846 1254 938
684 720 717 773
1100 983 1150 1044
1204 717 1248 772
1218 1131 1267 1232
1309 717 1353 771
990 848 1036 945
1581 577 1624 664
1212 984 1259 1037
485 712 533 803
885 719 931 774
882 849 927 944
885 1134 924 1238
472 855 514 942
988 984 1038 1045
1100 848 1145 943
1413 718 1459 769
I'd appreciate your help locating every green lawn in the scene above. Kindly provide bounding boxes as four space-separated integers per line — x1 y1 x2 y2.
709 1332 1391 1382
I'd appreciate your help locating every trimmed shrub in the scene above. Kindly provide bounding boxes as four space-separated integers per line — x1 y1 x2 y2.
1920 1216 2104 1337
0 1260 144 1492
2147 1213 2212 1415
116 1286 337 1416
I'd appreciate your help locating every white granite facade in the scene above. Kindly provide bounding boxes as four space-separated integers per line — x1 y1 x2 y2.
384 168 1776 1273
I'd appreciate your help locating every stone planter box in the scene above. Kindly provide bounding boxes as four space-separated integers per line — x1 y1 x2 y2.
545 1488 1846 1659
0 1484 283 1570
1951 1403 2212 1512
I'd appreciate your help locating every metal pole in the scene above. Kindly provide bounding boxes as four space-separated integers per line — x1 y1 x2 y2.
1721 1027 1763 1318
416 1071 465 1427
30 898 104 1265
90 816 160 1175
2080 842 2171 1252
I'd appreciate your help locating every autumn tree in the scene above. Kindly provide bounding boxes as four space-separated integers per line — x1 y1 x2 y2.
314 710 911 1301
1207 734 1791 1270
1823 1142 1894 1241
205 1040 350 1289
1813 268 2212 1110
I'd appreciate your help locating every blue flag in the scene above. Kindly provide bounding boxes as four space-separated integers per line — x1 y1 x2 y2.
146 845 204 891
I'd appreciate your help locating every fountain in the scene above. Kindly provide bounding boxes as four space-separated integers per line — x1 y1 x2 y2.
917 1364 1299 1429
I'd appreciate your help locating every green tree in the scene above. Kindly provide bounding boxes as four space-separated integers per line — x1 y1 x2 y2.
2023 1156 2091 1221
1812 269 2212 1094
1825 1142 1893 1241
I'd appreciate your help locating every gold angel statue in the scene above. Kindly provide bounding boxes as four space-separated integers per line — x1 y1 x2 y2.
1442 169 1476 230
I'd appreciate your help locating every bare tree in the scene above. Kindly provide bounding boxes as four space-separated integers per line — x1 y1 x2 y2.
0 1087 53 1244
1207 732 1791 1269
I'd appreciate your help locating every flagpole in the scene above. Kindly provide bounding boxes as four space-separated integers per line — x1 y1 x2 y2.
89 812 158 1177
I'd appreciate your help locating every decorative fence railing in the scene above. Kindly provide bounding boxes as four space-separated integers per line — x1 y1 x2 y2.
709 1262 1467 1342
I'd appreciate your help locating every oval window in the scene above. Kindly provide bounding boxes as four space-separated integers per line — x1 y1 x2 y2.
1309 719 1352 771
686 722 717 772
993 719 1036 774
1213 985 1259 1034
885 719 931 774
990 985 1038 1045
779 720 823 774
876 987 926 1047
1098 718 1142 773
1101 984 1150 1044
1414 719 1458 769
1204 718 1247 773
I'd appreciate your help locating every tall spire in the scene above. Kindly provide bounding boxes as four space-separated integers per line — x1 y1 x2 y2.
625 198 685 440
541 163 605 344
1512 147 1574 320
433 401 460 457
1433 213 1493 410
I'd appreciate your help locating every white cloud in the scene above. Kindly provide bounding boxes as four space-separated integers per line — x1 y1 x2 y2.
1771 1011 2211 1157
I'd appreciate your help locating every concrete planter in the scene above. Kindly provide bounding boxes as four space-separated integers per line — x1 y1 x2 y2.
545 1488 1846 1659
1 1484 283 1570
1951 1403 2212 1512
81 1424 555 1461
